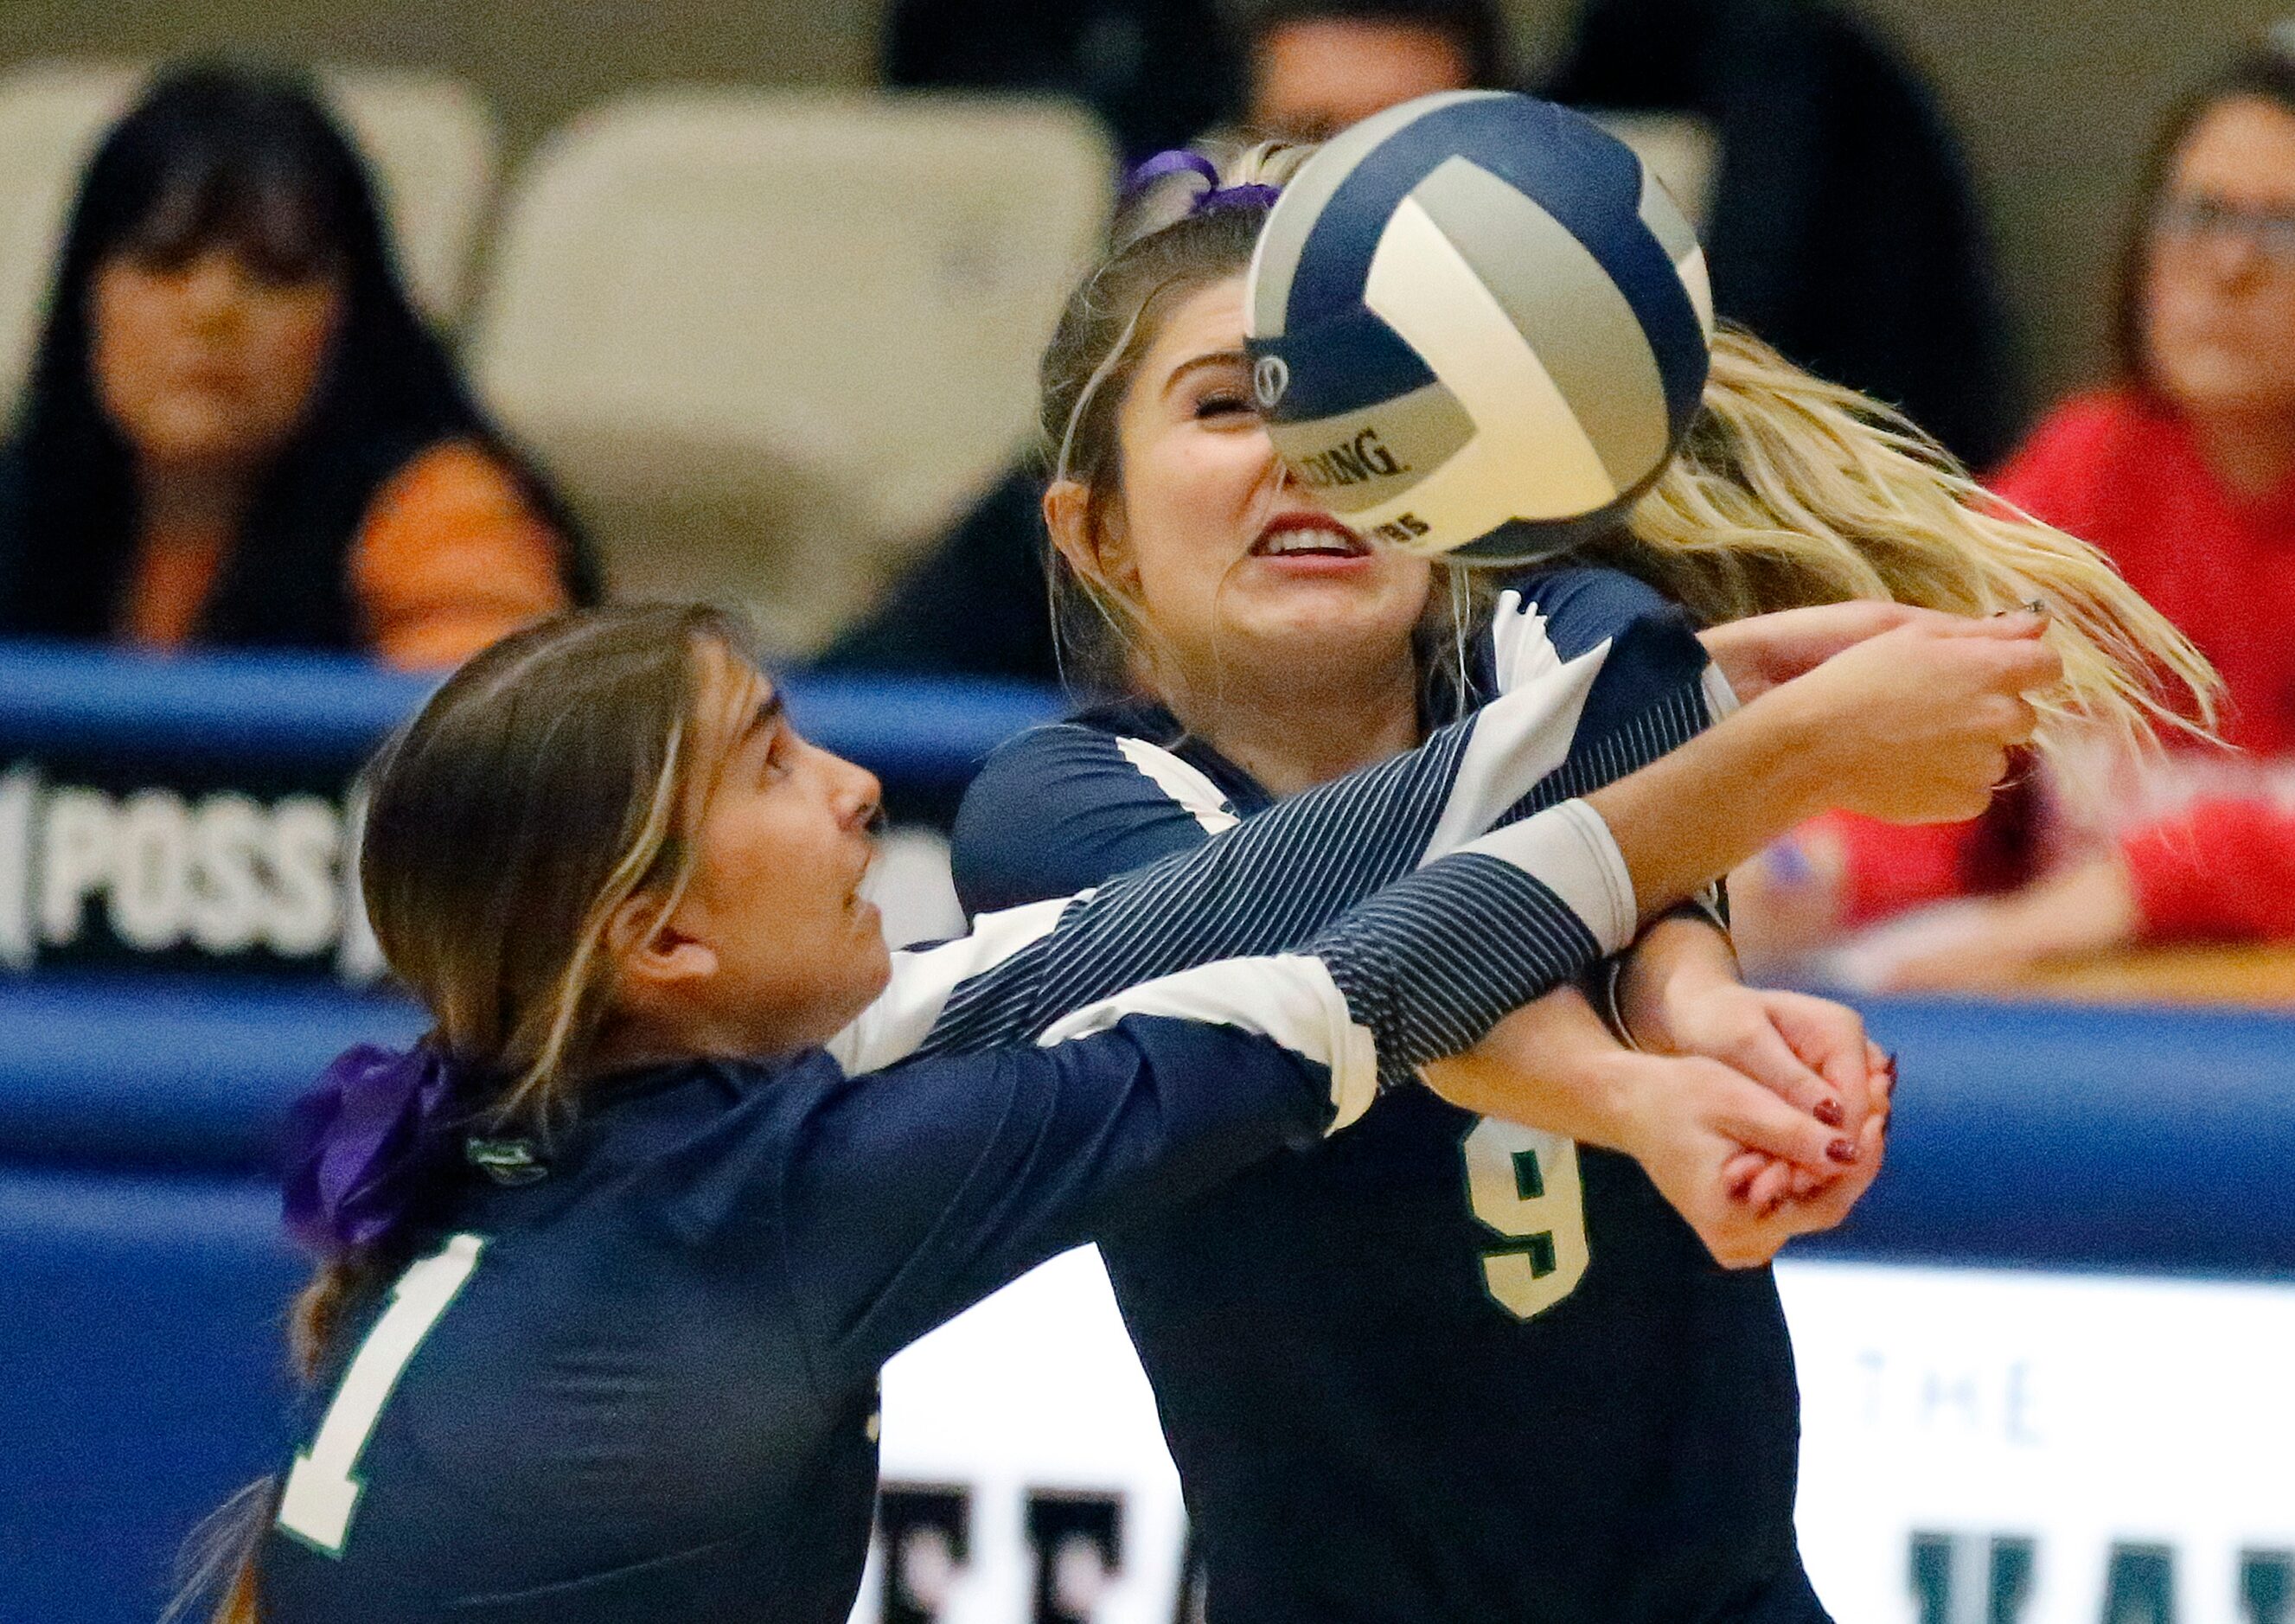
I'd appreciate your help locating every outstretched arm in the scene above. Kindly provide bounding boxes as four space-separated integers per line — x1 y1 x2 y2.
796 804 1725 1378
839 608 2055 1085
840 583 1720 1073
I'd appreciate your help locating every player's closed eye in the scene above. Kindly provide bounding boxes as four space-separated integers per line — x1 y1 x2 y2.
1194 388 1256 420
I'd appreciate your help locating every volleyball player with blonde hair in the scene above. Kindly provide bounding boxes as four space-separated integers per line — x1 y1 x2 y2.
949 145 2214 1624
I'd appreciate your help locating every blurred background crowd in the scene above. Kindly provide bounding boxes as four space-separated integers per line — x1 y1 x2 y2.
1 0 2292 997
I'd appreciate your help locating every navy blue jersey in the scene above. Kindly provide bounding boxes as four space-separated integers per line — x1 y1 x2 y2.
253 630 1673 1624
255 1014 1339 1624
951 566 1826 1624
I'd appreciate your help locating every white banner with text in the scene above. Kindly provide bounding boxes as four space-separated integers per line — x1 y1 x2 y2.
854 1250 2295 1624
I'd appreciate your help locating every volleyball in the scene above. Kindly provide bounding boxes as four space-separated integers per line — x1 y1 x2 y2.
1244 91 1716 565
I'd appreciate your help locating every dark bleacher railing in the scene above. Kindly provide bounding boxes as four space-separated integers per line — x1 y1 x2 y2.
0 635 1068 768
0 637 1066 981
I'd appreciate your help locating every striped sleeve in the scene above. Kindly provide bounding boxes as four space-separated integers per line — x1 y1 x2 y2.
794 802 1660 1385
1040 801 1637 1097
833 566 1715 1075
1311 801 1631 1081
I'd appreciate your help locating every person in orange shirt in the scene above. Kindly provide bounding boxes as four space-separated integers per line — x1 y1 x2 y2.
0 63 593 670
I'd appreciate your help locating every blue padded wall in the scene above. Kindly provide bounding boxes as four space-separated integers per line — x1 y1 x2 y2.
1 1171 302 1624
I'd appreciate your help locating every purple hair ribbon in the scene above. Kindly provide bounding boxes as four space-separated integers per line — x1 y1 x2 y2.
1122 149 1282 216
283 1042 461 1256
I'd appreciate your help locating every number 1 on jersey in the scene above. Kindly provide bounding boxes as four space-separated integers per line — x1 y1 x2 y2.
1461 1120 1589 1320
276 1232 486 1556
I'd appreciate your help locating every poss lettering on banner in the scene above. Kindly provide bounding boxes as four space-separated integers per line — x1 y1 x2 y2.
0 765 380 980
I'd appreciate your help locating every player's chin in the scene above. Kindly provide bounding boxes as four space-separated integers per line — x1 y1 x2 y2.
850 898 889 961
830 936 895 1027
1230 574 1429 647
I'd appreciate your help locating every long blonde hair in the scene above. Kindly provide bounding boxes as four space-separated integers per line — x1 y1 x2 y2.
1594 327 2219 751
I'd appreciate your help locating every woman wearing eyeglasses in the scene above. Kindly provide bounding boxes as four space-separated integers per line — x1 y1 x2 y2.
1737 42 2295 986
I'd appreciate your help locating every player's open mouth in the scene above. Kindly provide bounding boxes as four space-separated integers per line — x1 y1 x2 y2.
1249 515 1371 559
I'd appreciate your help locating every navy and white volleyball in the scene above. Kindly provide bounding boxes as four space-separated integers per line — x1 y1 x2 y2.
1245 91 1716 565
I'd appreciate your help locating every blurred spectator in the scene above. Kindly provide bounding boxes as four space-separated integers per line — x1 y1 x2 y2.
882 0 1241 163
1737 44 2295 988
0 64 592 670
821 0 1505 681
1544 0 2019 468
1245 0 1503 141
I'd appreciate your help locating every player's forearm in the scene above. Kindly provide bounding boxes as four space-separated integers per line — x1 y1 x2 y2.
1313 802 1637 1077
1610 911 1740 1054
1417 987 1649 1151
1584 685 1836 924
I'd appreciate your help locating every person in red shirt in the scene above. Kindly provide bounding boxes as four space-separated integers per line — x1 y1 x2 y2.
1736 44 2295 986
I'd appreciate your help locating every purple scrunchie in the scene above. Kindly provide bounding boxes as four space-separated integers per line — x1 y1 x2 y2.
1122 150 1282 216
283 1042 461 1256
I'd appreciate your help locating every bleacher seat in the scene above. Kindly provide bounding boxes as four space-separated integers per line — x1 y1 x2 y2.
1585 110 1720 230
0 60 500 411
465 89 1112 656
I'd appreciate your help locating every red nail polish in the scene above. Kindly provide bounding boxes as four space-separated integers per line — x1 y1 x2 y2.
1813 1098 1845 1128
1826 1137 1858 1165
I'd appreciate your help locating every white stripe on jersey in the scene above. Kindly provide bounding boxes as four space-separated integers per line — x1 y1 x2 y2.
1418 630 1604 866
1486 588 1562 694
1039 955 1379 1133
1459 800 1637 956
1115 738 1241 834
827 893 1071 1076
